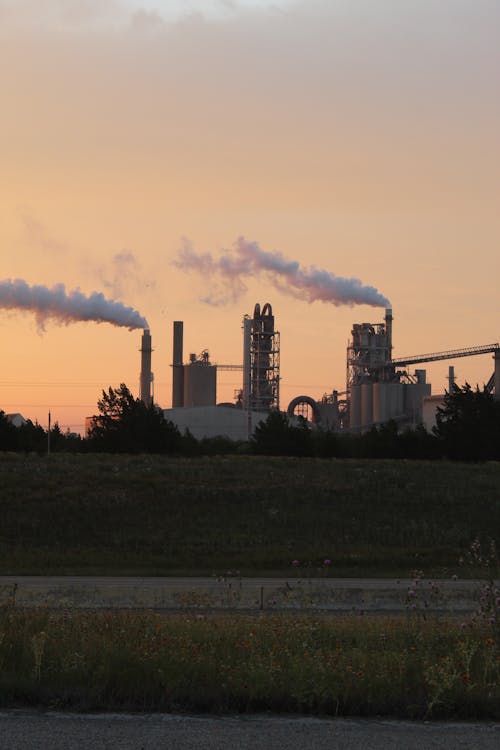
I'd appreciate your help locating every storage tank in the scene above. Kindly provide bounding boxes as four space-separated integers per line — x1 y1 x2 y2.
373 382 387 424
361 383 373 430
405 374 431 425
386 383 404 420
183 352 217 407
350 385 362 431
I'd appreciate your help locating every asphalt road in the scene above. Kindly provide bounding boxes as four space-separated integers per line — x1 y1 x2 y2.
0 713 499 750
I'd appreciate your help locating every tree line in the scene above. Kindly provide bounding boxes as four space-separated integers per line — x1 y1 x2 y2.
1 382 499 461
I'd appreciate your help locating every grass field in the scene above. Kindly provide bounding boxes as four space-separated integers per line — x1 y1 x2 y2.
0 453 499 576
0 608 498 718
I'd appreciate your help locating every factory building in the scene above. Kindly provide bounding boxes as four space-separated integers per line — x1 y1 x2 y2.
162 405 269 441
242 303 280 412
163 308 275 440
286 308 499 433
133 302 499 441
346 309 432 432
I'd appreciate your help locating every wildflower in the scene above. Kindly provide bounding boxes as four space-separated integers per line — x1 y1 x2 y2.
323 559 332 566
292 560 300 567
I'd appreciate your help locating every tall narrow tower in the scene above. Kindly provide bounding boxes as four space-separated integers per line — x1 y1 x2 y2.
242 303 280 411
140 329 153 406
172 321 184 408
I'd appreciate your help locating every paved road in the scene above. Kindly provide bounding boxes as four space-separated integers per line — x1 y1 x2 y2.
0 712 498 749
0 575 485 613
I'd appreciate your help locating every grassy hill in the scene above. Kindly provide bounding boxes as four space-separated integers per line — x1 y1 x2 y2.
0 453 499 576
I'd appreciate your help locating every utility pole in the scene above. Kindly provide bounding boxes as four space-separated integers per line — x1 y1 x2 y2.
47 411 51 456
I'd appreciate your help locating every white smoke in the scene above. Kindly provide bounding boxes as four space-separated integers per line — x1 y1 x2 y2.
175 236 390 308
0 278 148 330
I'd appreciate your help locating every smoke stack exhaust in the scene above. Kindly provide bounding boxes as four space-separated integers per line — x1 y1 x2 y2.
140 329 152 406
174 237 390 309
0 278 148 330
172 321 184 407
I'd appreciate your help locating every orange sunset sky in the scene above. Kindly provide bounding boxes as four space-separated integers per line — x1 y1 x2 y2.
1 0 499 434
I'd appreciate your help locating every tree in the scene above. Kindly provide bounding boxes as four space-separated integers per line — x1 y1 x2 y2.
0 410 17 451
251 411 312 456
88 383 181 454
433 383 500 461
16 420 47 453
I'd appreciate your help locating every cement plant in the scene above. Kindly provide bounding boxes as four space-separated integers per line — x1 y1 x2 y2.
136 305 500 441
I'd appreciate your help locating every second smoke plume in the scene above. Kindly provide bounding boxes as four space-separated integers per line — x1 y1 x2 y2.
175 237 390 308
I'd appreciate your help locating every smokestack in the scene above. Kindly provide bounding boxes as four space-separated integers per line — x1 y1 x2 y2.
494 349 500 401
448 365 455 394
140 329 152 406
172 321 184 407
385 308 393 362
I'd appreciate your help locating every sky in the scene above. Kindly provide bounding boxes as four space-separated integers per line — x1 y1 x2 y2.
1 0 499 434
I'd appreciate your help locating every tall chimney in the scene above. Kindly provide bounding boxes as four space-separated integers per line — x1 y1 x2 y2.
494 349 500 401
172 321 184 407
448 365 455 394
385 308 393 362
140 329 152 406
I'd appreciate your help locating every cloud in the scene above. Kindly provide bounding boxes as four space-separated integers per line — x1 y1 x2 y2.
0 0 124 30
1 0 498 216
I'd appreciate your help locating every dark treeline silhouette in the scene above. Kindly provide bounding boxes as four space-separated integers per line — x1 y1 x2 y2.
0 411 83 453
1 383 498 460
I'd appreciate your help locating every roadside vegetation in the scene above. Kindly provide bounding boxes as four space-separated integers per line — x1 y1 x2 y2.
0 608 498 718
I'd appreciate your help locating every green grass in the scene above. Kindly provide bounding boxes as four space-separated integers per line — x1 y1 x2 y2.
0 608 498 717
0 453 499 575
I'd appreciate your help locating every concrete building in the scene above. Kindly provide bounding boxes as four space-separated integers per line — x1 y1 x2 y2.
163 405 269 441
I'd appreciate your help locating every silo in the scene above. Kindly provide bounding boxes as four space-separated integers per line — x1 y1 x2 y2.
386 383 404 420
405 371 431 425
373 383 387 424
361 383 373 430
350 385 362 431
183 356 217 407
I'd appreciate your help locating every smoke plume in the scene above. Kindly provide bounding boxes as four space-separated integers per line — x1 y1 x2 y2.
0 278 149 330
175 237 390 308
99 251 146 299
